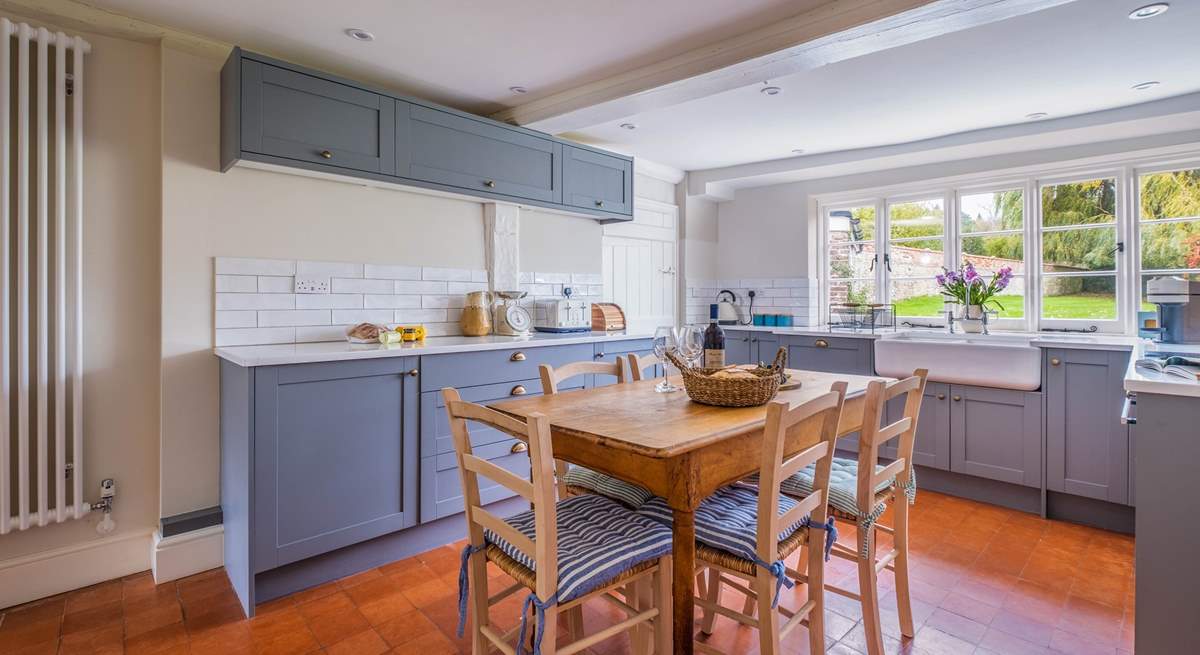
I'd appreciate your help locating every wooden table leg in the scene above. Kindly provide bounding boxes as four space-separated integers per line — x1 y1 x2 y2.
672 508 696 655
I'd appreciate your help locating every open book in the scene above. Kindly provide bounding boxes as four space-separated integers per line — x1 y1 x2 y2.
1136 355 1200 381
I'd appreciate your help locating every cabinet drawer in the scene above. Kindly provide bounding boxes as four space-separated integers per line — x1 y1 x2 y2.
407 105 560 202
420 438 532 522
421 343 593 391
783 335 873 375
420 377 582 455
241 61 396 174
562 145 633 215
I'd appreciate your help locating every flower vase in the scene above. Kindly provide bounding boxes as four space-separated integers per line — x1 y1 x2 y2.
958 304 985 333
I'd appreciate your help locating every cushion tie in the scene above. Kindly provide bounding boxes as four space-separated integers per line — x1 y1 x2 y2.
802 515 838 561
517 591 559 655
751 557 794 608
898 467 918 505
856 503 888 559
456 543 487 637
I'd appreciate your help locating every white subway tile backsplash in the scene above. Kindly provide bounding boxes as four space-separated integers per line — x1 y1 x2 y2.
421 295 465 309
298 260 362 279
296 294 363 309
571 272 602 285
215 327 296 347
422 267 472 282
364 294 423 309
761 288 791 297
257 310 332 327
257 276 294 293
215 275 258 293
363 263 421 280
740 278 774 289
471 270 489 283
395 309 447 323
332 278 394 294
296 325 351 343
215 257 295 276
216 293 296 311
446 281 488 294
395 280 449 295
331 309 394 325
519 272 533 283
215 311 257 329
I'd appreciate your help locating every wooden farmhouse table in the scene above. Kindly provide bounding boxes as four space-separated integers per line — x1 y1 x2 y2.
489 369 890 654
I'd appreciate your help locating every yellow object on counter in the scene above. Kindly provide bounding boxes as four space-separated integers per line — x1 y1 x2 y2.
396 324 426 341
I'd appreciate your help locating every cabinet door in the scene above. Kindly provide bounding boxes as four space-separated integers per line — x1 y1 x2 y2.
406 104 560 202
882 382 951 470
785 336 873 375
240 60 396 174
753 334 781 365
949 385 1042 487
1045 349 1130 504
594 338 656 386
253 357 417 572
562 145 633 215
725 330 752 365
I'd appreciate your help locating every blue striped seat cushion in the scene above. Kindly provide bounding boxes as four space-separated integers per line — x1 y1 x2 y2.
484 494 672 603
635 486 805 562
562 467 653 508
747 456 893 516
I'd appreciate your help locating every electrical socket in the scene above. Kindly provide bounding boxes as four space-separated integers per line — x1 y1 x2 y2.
295 277 330 294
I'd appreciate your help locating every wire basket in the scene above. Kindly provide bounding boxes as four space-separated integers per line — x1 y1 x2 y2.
828 303 896 333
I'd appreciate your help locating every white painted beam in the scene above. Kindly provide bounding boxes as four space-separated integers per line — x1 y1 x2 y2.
495 0 1076 135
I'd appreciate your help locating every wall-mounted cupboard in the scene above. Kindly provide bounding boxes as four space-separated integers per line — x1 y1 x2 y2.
221 48 633 222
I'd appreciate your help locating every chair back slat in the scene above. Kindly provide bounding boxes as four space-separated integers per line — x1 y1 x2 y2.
540 360 625 394
780 441 829 480
461 453 535 501
473 507 537 558
777 489 824 529
872 459 906 491
873 417 912 447
627 353 662 382
854 370 928 513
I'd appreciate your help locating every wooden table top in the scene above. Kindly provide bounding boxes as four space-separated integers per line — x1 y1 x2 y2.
490 369 889 458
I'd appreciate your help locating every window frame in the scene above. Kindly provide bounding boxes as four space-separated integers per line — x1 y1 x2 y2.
1132 163 1200 325
953 182 1032 330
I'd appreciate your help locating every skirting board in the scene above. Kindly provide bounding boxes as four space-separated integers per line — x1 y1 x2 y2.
0 528 155 610
152 525 224 584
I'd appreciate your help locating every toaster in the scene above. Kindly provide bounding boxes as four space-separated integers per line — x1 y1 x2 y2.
533 288 592 333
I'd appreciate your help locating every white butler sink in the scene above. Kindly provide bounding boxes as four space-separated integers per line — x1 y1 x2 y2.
874 332 1042 390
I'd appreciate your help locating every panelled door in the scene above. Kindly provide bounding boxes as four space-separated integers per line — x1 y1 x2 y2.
602 236 676 333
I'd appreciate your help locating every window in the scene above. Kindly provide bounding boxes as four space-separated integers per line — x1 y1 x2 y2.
959 189 1025 319
825 204 878 307
1039 178 1119 322
1138 167 1200 312
886 198 946 318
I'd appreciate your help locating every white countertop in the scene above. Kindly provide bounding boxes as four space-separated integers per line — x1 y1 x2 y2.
1124 341 1200 398
725 324 1140 350
215 331 654 367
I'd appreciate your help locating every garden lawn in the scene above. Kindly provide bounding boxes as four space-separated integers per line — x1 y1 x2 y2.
893 294 1118 320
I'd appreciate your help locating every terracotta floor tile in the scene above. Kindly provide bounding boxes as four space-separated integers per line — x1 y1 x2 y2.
57 624 124 655
303 605 371 648
337 568 383 590
0 615 62 651
188 622 253 655
379 556 425 577
922 608 987 644
296 591 355 621
286 581 341 606
938 591 1000 625
123 620 188 655
386 628 459 655
989 609 1056 647
64 583 123 615
375 610 439 648
415 546 460 574
1048 628 1119 655
399 578 455 609
123 599 182 640
327 628 389 655
978 627 1051 655
388 564 441 591
357 591 419 627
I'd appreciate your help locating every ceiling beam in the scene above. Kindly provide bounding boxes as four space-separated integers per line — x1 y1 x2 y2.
493 0 1076 135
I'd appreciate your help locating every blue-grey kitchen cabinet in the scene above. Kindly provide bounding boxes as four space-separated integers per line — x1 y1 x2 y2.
1044 348 1131 505
234 59 397 175
562 145 634 215
724 330 781 366
222 356 420 589
949 385 1042 487
783 334 873 375
882 381 952 470
594 338 656 386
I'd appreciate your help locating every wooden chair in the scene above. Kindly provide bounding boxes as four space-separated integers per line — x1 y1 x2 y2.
627 353 662 382
539 359 624 393
444 388 673 655
646 382 846 655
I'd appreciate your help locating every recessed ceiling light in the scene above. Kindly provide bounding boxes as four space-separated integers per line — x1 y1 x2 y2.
345 28 374 42
760 85 782 96
1128 3 1169 19
619 123 637 130
1131 80 1161 90
1025 112 1049 120
509 86 528 94
791 149 805 155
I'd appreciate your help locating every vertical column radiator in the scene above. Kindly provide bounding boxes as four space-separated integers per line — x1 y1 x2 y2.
1 19 90 534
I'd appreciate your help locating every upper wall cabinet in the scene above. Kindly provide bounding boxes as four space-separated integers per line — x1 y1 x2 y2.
221 48 632 221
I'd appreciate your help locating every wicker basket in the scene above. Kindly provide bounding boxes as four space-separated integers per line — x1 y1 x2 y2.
664 347 787 407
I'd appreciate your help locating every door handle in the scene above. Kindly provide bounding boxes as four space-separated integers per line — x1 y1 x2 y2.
936 393 945 400
1050 357 1061 366
407 368 419 377
814 339 829 349
510 385 527 396
319 149 333 159
483 180 497 188
1120 393 1137 425
510 352 526 362
952 395 962 402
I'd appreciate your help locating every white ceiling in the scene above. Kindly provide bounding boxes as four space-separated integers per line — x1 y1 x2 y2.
84 0 821 115
572 0 1200 171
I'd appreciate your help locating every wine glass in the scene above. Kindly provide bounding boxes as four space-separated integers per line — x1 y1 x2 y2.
652 326 680 393
676 325 704 368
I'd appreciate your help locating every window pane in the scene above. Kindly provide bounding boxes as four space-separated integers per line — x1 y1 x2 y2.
1041 227 1117 272
1140 169 1200 220
891 278 945 317
828 242 876 279
828 206 876 242
889 199 944 240
1041 179 1116 227
1141 273 1200 312
1041 276 1117 319
828 279 875 306
989 276 1025 319
1140 220 1200 270
961 189 1023 233
962 235 1024 274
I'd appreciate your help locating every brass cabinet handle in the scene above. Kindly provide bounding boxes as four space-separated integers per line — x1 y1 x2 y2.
936 393 946 400
483 180 497 188
407 368 419 377
319 150 333 159
1050 357 1061 366
510 352 526 362
510 442 528 454
510 385 527 396
814 339 829 348
953 395 962 402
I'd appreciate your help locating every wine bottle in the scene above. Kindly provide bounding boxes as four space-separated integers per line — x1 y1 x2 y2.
703 306 726 368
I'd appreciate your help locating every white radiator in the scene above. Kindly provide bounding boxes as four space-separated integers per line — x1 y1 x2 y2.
1 19 90 534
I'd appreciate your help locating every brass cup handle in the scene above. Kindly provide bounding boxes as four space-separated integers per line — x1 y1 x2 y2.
483 180 497 188
814 339 829 349
510 442 528 454
319 150 333 159
952 395 962 402
1050 357 1061 366
510 351 526 362
936 393 946 400
407 368 419 377
510 385 527 396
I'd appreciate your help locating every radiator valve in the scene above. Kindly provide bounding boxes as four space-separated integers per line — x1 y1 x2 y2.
95 478 116 535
